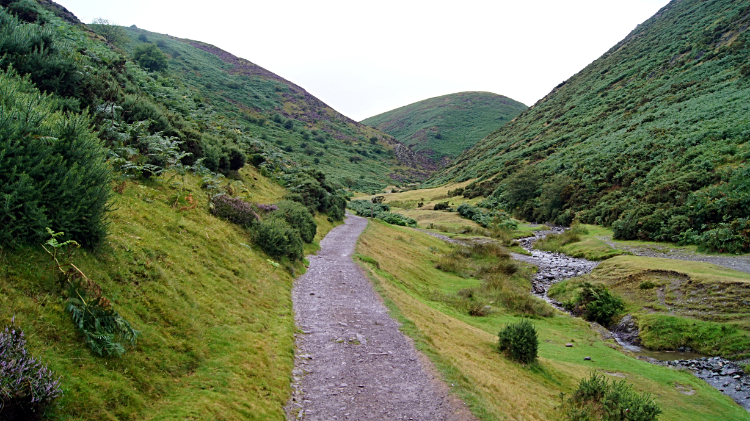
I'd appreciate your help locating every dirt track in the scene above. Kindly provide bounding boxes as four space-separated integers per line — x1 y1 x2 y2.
286 214 475 421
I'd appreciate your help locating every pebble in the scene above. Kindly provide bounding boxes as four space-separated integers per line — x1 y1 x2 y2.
584 357 591 361
566 343 573 347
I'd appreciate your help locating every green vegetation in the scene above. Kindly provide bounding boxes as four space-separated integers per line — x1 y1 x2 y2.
638 315 750 357
559 372 661 421
536 224 626 261
355 219 748 420
117 26 419 192
563 282 625 326
0 68 110 248
429 0 750 252
549 255 750 358
362 92 527 162
347 200 417 227
498 319 539 364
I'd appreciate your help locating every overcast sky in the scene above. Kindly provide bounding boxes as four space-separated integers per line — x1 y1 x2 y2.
57 0 670 121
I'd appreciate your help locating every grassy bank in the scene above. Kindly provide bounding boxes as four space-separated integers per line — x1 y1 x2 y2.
0 166 337 420
549 255 750 358
354 220 749 420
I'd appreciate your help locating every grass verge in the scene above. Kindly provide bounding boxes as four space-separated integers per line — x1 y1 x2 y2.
354 219 749 420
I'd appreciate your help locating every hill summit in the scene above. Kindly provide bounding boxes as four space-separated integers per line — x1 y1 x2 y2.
362 92 526 166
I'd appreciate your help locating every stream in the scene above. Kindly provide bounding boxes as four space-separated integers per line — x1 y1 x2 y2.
510 228 750 412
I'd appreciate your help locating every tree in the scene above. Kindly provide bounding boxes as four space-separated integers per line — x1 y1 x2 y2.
133 43 168 72
90 18 127 45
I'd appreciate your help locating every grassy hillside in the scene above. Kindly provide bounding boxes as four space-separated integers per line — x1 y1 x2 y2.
428 0 750 252
354 220 749 420
117 26 426 192
362 92 527 163
0 167 343 420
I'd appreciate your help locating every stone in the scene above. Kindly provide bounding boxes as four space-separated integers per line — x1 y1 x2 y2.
566 343 573 347
584 356 592 361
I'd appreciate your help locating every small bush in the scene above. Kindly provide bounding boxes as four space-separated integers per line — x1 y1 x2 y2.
275 200 316 243
498 319 538 364
210 195 266 227
0 320 62 421
564 282 624 326
133 43 168 72
560 373 661 421
254 217 303 261
434 201 450 210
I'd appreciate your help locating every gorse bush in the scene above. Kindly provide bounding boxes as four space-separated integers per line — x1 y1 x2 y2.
254 217 303 261
0 69 111 248
456 203 517 229
498 319 538 364
0 320 62 421
274 200 316 243
560 372 661 421
133 43 168 72
564 282 624 326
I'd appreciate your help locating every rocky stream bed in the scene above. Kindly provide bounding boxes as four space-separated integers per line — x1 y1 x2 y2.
511 228 750 412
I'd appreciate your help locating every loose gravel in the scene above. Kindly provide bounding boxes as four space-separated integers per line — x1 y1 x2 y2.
286 214 476 421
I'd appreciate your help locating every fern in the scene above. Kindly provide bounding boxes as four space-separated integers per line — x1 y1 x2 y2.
65 279 139 357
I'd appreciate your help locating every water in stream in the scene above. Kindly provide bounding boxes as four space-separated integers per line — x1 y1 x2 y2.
510 228 750 411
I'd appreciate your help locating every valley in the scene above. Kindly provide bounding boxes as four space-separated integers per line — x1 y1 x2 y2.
1 0 749 419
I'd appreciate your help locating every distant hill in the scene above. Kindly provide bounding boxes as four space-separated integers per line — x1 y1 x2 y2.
119 27 430 190
429 0 750 252
362 92 527 165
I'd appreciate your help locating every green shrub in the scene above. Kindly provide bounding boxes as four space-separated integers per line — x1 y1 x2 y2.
275 200 316 243
560 373 661 421
0 69 111 248
564 282 624 326
498 319 538 364
434 201 450 210
133 43 168 72
254 217 303 261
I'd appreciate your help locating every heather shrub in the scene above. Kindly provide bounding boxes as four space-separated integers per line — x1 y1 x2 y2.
275 200 316 243
498 319 538 364
254 217 303 260
559 373 661 421
0 320 62 421
210 195 275 227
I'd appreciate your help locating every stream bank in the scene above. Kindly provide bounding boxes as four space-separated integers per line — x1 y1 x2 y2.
511 228 750 412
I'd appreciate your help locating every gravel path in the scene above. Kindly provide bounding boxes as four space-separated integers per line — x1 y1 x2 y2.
286 214 476 421
599 237 750 274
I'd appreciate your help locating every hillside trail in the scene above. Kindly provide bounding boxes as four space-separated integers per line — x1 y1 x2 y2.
286 214 477 421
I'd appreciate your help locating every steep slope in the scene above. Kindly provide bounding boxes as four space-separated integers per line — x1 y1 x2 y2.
430 0 750 252
362 92 527 165
120 27 430 189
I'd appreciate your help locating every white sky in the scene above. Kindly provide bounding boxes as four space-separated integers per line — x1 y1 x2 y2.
56 0 670 121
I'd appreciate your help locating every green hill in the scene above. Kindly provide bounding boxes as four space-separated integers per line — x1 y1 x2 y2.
362 92 527 164
114 27 427 191
428 0 750 252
